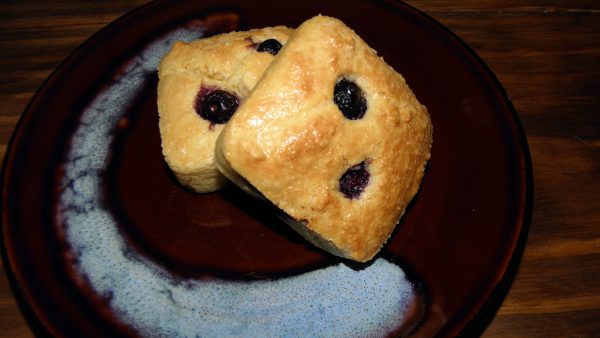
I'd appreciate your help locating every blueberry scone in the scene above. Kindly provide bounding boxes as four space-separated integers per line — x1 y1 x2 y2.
157 26 292 192
215 16 432 262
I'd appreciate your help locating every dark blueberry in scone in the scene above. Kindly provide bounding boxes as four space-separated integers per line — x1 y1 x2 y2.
334 78 367 120
339 160 370 199
257 39 283 55
195 88 240 124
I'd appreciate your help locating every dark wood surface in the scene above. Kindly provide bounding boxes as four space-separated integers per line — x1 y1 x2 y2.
1 1 598 337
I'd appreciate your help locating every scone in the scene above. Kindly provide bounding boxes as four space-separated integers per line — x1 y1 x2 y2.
157 26 292 192
215 15 432 262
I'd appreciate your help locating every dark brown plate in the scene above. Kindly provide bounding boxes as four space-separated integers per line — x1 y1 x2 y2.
1 0 532 337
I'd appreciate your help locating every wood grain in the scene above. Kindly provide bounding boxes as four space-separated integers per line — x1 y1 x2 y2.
1 1 598 337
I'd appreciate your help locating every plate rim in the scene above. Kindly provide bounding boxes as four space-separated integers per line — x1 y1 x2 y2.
399 2 533 336
0 1 533 337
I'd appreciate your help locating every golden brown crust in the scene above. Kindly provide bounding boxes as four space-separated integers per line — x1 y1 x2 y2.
216 15 432 261
157 26 292 192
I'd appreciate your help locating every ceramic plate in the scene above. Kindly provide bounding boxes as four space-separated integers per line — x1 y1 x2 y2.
1 1 532 337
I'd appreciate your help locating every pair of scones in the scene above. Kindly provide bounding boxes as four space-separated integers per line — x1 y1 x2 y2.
158 15 432 262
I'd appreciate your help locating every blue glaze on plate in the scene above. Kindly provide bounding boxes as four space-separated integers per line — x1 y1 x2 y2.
57 23 416 337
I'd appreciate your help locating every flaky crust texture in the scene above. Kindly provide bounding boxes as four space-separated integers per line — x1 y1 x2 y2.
218 16 432 261
157 26 292 192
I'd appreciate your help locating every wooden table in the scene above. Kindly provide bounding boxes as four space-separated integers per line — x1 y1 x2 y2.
1 1 598 337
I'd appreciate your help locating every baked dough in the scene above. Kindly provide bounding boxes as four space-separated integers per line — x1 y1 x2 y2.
216 15 432 262
158 26 292 192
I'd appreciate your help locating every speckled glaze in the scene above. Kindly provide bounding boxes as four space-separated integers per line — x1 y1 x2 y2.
1 1 531 337
55 21 419 337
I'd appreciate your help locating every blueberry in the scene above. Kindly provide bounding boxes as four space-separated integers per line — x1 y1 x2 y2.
339 160 370 199
194 88 239 124
256 39 282 55
334 78 367 120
